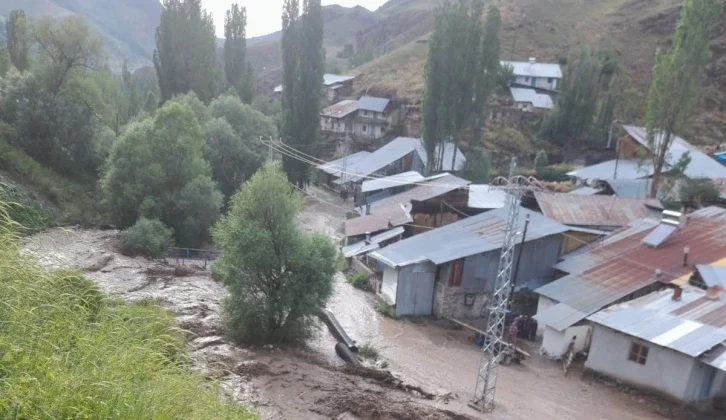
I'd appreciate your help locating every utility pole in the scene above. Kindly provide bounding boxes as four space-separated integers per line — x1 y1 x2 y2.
340 132 350 185
508 213 530 307
607 119 618 149
472 157 522 412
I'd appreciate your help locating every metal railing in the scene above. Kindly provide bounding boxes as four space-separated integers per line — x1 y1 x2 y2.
166 247 218 268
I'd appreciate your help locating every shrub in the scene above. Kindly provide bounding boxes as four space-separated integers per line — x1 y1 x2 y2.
349 273 369 290
119 218 174 258
0 180 55 232
377 301 395 318
357 342 379 361
0 213 255 419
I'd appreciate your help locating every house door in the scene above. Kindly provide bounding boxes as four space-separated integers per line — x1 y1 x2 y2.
698 366 717 401
531 77 536 87
396 271 435 316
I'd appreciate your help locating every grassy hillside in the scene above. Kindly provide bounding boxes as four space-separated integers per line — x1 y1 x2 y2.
349 0 726 145
0 0 161 70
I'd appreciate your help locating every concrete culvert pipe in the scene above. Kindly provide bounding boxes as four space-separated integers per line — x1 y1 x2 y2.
319 309 358 353
335 342 361 367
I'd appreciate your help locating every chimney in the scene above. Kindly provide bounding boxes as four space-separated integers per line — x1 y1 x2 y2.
672 286 683 301
528 57 537 65
683 245 690 267
365 232 371 244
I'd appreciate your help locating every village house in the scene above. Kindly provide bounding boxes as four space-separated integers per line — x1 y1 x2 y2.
316 150 370 188
534 207 726 359
509 87 553 113
274 73 356 103
368 207 569 318
320 100 358 133
357 171 425 207
586 286 726 408
501 58 562 91
353 96 399 139
568 125 726 184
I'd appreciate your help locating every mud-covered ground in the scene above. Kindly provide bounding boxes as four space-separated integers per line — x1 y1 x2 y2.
23 186 710 420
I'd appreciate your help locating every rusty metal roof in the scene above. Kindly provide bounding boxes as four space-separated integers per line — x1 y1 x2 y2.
344 204 412 237
321 99 358 118
536 207 726 331
588 286 726 367
534 192 662 229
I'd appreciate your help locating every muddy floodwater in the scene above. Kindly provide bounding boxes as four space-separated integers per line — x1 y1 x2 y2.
22 186 710 420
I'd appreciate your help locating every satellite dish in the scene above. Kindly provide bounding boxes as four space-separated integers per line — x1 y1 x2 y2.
706 285 724 300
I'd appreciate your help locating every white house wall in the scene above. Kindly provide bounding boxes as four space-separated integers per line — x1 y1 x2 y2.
381 265 399 304
585 324 699 402
536 296 558 337
541 325 590 358
514 75 559 90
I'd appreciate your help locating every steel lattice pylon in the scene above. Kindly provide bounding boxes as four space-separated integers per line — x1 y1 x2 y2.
472 157 523 411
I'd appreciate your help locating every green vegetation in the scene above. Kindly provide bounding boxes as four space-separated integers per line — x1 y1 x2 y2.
281 0 325 187
534 150 548 173
6 9 30 71
377 301 395 318
0 180 54 232
462 149 491 184
213 162 337 344
119 218 174 258
349 272 369 289
357 342 379 361
422 2 501 172
679 178 720 209
645 0 723 197
0 207 255 419
154 0 218 103
101 101 223 246
224 3 254 103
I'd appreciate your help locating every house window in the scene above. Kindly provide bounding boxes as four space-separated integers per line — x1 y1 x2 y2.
524 77 530 82
450 259 464 287
548 78 554 83
362 125 367 132
628 342 649 365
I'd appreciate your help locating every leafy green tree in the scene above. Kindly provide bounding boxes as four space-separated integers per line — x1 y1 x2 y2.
6 10 31 72
33 16 104 95
645 0 723 198
119 218 174 257
461 150 491 184
0 45 10 78
101 102 222 245
154 0 218 103
122 59 140 121
541 48 603 145
679 178 720 209
172 92 210 124
224 3 253 103
534 150 548 173
280 0 325 187
213 162 337 344
422 2 500 172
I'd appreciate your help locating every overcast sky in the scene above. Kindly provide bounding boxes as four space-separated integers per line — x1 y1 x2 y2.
201 1 389 38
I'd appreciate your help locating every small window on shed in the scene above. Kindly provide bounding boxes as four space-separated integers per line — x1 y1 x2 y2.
450 259 464 287
524 77 530 82
628 342 649 365
362 125 367 132
548 78 554 83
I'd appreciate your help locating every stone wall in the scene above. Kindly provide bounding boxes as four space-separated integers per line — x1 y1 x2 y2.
433 281 490 319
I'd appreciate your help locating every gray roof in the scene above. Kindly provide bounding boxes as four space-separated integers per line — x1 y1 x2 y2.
623 125 726 179
509 87 554 109
357 96 390 113
342 227 405 258
588 286 726 363
569 186 601 196
567 159 656 180
321 99 359 118
369 206 568 268
361 171 425 193
602 179 654 200
364 173 470 214
317 151 371 177
696 265 726 289
344 137 426 183
501 60 563 79
274 73 355 92
467 185 508 210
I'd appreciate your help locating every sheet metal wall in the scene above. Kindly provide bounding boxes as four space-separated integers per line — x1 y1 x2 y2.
395 262 436 316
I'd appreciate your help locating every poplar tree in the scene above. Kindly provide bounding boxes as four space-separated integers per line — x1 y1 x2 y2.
6 10 31 72
645 0 723 198
280 0 324 187
224 3 254 103
153 0 218 103
422 2 500 172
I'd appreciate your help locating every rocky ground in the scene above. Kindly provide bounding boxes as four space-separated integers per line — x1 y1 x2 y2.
22 186 715 420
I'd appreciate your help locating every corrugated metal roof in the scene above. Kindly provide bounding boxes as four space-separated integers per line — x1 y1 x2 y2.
468 185 507 209
321 100 358 118
568 159 656 180
696 265 726 289
588 286 726 362
357 96 390 113
534 303 589 331
569 186 601 196
501 60 563 79
537 207 726 330
361 171 425 193
510 87 554 109
344 137 426 183
317 151 371 177
344 204 411 237
535 192 662 229
369 206 569 268
274 74 355 92
622 125 726 179
365 173 470 213
603 179 653 200
342 226 405 258
434 142 467 172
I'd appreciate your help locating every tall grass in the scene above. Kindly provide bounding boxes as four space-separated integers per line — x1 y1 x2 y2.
0 202 255 419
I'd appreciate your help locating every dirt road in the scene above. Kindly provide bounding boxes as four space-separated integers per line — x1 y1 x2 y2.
22 186 706 419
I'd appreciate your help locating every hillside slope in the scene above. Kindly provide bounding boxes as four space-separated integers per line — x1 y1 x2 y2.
350 0 726 145
0 0 161 70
